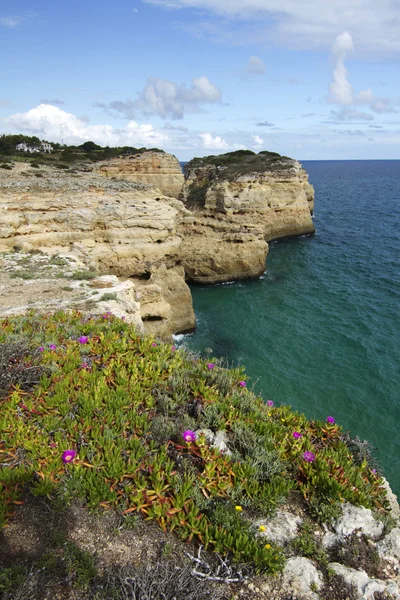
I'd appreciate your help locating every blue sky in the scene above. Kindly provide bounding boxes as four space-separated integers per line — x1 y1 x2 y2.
1 0 399 160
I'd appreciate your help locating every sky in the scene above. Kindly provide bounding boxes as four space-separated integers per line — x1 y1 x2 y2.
1 0 399 160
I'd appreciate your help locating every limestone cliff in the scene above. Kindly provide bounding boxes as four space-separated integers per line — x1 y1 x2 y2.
177 150 315 284
96 151 184 199
0 163 195 339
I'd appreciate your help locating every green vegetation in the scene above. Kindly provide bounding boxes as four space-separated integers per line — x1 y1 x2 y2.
185 150 294 184
70 270 98 280
99 292 118 302
0 311 390 579
0 134 165 168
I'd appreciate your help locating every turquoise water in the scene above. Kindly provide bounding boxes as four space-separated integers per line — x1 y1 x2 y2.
179 160 400 496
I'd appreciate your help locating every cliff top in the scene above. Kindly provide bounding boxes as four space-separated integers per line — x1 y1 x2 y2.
1 309 398 600
185 150 297 181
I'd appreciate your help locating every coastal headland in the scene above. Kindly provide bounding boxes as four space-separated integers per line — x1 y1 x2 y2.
0 148 315 338
2 147 399 600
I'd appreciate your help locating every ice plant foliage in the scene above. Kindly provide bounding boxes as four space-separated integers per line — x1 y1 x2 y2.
0 311 390 575
62 450 77 464
182 430 196 443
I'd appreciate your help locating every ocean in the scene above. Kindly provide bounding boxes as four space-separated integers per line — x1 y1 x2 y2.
178 160 400 496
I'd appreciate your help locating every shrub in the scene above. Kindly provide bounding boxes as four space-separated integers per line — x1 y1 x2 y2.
70 270 97 280
0 311 390 573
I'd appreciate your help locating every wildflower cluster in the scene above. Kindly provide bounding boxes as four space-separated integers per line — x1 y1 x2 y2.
0 311 390 574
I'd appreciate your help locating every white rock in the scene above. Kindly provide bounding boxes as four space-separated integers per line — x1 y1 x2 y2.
212 430 232 456
380 478 400 524
256 510 302 545
333 504 384 540
282 557 323 600
377 528 400 561
195 429 215 444
329 562 400 599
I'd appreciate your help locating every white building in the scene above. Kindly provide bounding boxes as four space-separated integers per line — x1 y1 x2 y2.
16 142 53 153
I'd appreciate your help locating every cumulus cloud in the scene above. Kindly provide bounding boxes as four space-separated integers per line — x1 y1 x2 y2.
97 76 222 121
142 0 400 56
244 56 266 75
328 32 354 105
199 132 228 149
2 104 169 147
136 76 222 119
94 99 136 120
328 33 398 116
252 134 263 146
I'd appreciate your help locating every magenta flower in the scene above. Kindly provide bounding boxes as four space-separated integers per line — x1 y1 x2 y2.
293 431 302 439
182 430 196 443
38 346 44 352
326 416 335 424
303 451 316 463
151 342 157 347
239 381 247 387
81 362 91 370
267 400 274 407
78 336 88 344
171 345 177 351
49 344 57 350
372 469 377 474
207 363 215 370
62 449 77 464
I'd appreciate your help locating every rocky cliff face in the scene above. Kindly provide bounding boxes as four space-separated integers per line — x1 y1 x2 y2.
0 163 195 339
177 151 315 284
96 151 184 199
0 150 316 330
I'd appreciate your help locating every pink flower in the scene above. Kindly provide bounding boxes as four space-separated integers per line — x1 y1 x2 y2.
81 362 91 370
267 400 274 407
38 346 44 352
303 451 316 463
62 449 77 464
182 430 196 443
239 381 247 387
207 363 215 370
326 416 335 424
293 431 302 439
49 344 57 350
171 345 177 351
151 342 157 347
78 336 88 344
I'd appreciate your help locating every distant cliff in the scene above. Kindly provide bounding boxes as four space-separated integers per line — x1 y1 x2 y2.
97 151 184 199
178 150 315 284
0 149 315 332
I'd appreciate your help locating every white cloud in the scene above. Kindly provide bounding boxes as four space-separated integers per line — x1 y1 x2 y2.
328 32 354 105
328 33 398 115
0 16 21 28
245 56 266 75
142 0 400 56
199 132 228 149
327 107 374 122
2 104 169 147
135 76 222 119
252 135 263 146
133 8 139 12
